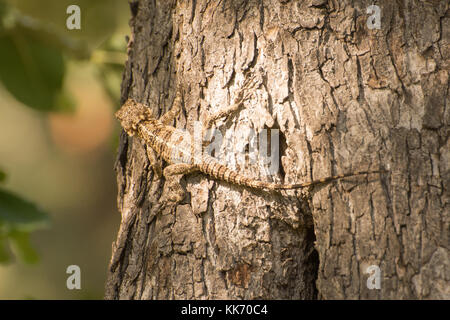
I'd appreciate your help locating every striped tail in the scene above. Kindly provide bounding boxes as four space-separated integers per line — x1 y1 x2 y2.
253 170 385 190
200 157 384 191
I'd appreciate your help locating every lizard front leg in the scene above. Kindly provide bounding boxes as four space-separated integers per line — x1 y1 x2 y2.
203 101 243 130
146 146 162 178
202 74 262 129
160 87 183 125
200 75 261 151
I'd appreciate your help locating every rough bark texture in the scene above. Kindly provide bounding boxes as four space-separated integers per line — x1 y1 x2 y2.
105 0 449 299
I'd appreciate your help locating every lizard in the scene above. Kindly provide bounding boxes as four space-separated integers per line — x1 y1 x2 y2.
115 78 384 192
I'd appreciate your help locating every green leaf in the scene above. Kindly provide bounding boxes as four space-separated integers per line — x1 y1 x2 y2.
0 189 49 264
8 230 39 264
0 26 66 112
0 188 50 233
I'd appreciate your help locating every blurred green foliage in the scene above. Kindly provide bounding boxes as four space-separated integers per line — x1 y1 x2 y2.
0 0 127 112
0 185 50 264
0 27 69 111
0 0 128 265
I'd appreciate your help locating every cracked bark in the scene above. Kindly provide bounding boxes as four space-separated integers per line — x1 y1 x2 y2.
105 0 449 300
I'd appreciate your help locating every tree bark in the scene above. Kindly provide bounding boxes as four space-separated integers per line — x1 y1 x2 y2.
105 0 449 299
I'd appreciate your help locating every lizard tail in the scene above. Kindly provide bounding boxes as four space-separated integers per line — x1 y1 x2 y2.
245 170 385 190
201 157 384 191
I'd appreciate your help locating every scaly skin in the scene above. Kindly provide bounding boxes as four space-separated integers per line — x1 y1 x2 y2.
115 96 383 191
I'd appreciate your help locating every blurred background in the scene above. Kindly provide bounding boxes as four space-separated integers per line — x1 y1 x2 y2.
0 0 130 299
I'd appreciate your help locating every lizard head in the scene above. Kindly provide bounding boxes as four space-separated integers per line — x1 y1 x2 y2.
115 98 153 136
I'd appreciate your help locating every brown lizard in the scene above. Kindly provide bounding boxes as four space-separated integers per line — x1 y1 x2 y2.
115 81 383 191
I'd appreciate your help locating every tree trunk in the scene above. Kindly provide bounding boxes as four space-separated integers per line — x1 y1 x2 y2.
105 0 449 300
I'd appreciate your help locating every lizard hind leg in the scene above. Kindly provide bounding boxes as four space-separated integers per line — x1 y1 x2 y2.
163 163 197 177
162 163 197 203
